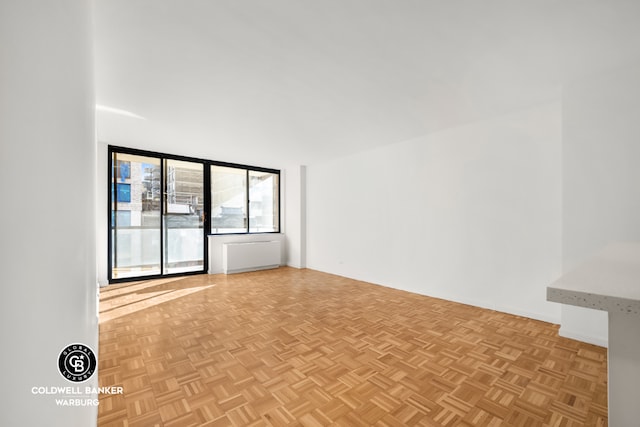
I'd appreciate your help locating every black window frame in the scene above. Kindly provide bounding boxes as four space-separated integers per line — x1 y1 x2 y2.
108 145 281 284
210 166 281 235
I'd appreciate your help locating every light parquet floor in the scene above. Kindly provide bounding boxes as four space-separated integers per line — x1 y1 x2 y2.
98 268 607 427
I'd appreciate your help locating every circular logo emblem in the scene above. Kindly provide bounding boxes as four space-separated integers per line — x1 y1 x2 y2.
58 344 97 383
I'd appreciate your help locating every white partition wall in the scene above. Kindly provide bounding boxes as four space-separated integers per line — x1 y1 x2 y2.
0 1 98 426
548 243 640 424
561 60 640 345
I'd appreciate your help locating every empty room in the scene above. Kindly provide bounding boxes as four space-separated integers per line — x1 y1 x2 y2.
3 1 640 426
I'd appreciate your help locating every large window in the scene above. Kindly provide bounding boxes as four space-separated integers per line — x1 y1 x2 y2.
211 166 247 233
109 146 280 282
210 166 280 234
249 170 279 233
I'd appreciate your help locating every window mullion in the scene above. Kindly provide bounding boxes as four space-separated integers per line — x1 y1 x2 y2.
246 169 250 233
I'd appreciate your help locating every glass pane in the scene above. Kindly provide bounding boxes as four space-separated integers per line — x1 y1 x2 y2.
249 170 279 232
111 153 161 279
164 159 204 274
211 166 247 233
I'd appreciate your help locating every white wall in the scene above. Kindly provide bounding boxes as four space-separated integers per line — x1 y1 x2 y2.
284 165 307 268
0 1 98 426
97 141 109 286
560 60 640 346
307 102 562 323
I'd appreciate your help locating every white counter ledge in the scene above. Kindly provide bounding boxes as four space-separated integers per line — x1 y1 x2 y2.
547 242 640 315
547 242 640 427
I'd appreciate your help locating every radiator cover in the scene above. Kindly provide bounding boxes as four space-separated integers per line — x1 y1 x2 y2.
222 241 281 274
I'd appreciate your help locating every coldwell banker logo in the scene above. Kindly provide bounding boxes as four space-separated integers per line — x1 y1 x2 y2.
30 343 122 407
58 343 96 382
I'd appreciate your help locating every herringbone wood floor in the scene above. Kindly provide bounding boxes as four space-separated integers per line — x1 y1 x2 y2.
98 268 607 427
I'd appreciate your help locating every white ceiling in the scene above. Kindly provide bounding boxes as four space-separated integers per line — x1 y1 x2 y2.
94 0 640 167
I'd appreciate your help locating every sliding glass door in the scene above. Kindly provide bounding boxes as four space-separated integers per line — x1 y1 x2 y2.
110 152 162 279
163 159 204 274
109 150 206 281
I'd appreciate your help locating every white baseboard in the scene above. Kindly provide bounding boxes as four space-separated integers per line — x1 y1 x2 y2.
558 326 608 348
